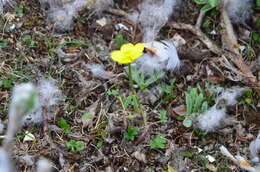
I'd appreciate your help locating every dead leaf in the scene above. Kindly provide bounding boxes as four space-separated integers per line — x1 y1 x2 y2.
173 105 186 116
82 101 99 129
131 151 147 163
167 164 177 172
206 164 217 172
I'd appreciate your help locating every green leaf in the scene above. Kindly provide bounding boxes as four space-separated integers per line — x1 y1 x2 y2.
115 34 128 48
64 41 91 47
83 113 92 119
194 0 208 4
251 32 260 44
149 135 167 149
183 118 192 128
124 126 139 140
107 89 119 96
15 7 24 14
257 0 260 7
2 79 13 88
159 110 167 123
208 0 220 7
202 19 212 28
180 151 195 158
175 116 185 121
201 4 214 12
0 39 8 48
66 140 85 153
58 118 71 134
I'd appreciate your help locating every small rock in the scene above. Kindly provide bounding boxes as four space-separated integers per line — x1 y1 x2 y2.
205 155 216 163
132 151 147 163
96 17 108 27
23 131 36 142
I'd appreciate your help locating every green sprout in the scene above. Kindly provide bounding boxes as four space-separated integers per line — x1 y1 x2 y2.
149 135 167 149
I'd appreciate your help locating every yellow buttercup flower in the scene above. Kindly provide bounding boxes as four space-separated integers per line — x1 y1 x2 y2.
111 43 144 64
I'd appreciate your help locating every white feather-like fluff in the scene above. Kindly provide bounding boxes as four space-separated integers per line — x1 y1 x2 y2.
85 63 114 80
196 87 246 132
128 0 179 41
0 0 14 14
135 40 181 74
37 158 53 172
23 79 62 126
0 148 13 172
0 119 4 133
249 133 260 163
216 87 246 106
197 106 226 132
224 0 253 25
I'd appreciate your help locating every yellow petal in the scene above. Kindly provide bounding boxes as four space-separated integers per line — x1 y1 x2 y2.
111 50 132 64
111 50 122 61
134 43 145 52
121 43 134 52
132 51 143 61
118 58 132 64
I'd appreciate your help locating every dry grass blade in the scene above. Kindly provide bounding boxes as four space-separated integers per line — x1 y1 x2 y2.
169 22 222 55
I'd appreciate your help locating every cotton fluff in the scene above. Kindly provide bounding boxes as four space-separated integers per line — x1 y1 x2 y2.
196 105 226 132
196 87 246 132
216 87 246 106
37 158 53 172
128 0 179 41
46 0 88 32
0 148 13 172
38 0 62 9
249 133 260 163
37 79 62 106
5 83 38 145
93 0 114 14
0 0 14 14
85 63 114 80
134 40 181 74
42 0 113 32
22 79 62 126
0 119 4 133
224 0 253 26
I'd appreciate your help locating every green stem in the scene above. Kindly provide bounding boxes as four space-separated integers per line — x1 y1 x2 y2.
128 64 134 94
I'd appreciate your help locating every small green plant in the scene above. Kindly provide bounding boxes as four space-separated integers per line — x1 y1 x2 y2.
115 34 128 48
124 126 139 140
131 66 164 90
159 79 176 103
63 41 91 47
107 89 119 96
15 7 24 14
23 35 38 48
180 151 195 158
241 89 256 110
66 140 85 153
58 118 71 134
0 39 8 48
83 113 93 119
107 89 141 112
122 95 141 112
202 18 213 28
107 89 147 128
159 110 167 123
257 0 260 7
0 74 18 89
186 86 208 115
149 135 167 149
250 32 260 44
184 85 209 127
194 0 220 12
